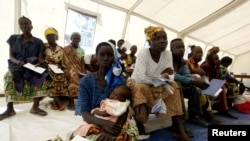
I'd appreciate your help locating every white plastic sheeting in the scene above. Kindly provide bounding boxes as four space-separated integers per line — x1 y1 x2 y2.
1 0 250 93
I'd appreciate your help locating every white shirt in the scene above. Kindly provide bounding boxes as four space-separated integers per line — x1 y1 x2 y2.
131 48 173 84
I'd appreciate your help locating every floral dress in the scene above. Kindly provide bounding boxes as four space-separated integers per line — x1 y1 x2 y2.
44 43 69 97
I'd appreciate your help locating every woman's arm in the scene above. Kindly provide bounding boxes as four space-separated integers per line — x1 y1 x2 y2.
82 111 122 135
9 48 25 66
35 51 44 67
95 109 129 141
92 109 111 117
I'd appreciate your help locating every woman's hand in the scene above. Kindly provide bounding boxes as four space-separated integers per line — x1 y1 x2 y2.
193 68 206 76
101 110 128 136
17 61 25 66
96 132 116 141
191 77 209 89
82 112 122 136
101 121 122 136
160 73 170 79
161 67 174 75
35 62 42 67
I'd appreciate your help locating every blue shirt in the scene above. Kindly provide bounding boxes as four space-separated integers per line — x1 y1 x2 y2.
7 34 45 64
174 64 193 86
75 73 126 115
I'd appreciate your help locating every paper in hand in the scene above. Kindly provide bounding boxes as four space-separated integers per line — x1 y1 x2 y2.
201 79 225 97
23 63 46 74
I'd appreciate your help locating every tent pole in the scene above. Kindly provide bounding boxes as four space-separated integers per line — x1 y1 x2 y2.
14 0 21 34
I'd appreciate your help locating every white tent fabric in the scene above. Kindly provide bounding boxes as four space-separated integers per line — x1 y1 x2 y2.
0 0 250 93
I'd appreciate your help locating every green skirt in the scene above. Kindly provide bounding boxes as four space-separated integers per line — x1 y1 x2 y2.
4 71 49 103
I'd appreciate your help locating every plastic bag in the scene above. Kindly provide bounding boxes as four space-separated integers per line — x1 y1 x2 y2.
151 98 167 114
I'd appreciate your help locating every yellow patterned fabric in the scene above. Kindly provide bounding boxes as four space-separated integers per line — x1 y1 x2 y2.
127 79 183 123
144 26 164 40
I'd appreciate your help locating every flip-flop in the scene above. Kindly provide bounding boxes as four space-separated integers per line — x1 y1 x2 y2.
68 105 75 111
173 132 192 141
0 112 16 120
30 109 47 116
58 104 67 111
49 101 59 110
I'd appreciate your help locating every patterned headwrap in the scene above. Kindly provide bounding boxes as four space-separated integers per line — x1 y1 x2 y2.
144 26 164 40
207 46 220 55
205 46 220 63
44 27 58 37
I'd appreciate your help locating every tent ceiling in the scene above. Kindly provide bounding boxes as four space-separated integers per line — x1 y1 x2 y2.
92 0 250 56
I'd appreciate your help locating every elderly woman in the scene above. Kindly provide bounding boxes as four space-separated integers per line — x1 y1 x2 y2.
63 32 86 110
0 16 48 120
43 27 67 111
128 26 191 141
75 41 138 141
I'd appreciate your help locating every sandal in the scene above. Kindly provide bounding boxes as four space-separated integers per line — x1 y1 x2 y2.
210 118 223 125
174 132 192 141
0 111 16 121
184 128 195 138
170 126 195 138
49 101 59 110
58 104 66 111
30 108 47 116
68 105 75 111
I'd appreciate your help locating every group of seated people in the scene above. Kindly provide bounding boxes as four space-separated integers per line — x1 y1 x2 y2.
0 16 246 141
1 16 86 119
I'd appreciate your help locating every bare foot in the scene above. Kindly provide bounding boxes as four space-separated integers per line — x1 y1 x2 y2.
0 111 16 120
49 101 59 110
30 108 47 116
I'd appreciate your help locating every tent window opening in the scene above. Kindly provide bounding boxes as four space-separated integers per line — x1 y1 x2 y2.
64 8 97 47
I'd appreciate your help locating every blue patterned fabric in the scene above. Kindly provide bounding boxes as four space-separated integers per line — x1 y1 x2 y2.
75 73 126 115
105 58 123 88
7 34 46 91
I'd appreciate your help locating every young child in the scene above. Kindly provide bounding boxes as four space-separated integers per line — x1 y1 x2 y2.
72 85 138 141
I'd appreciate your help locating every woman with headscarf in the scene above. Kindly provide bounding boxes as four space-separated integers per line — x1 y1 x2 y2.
43 27 67 111
63 32 86 110
0 16 48 120
75 41 138 141
127 26 192 141
201 47 238 119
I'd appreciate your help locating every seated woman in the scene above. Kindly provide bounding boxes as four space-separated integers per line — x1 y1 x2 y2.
201 47 238 119
75 41 138 141
0 16 48 120
43 27 68 111
72 85 138 140
127 26 192 141
63 32 86 110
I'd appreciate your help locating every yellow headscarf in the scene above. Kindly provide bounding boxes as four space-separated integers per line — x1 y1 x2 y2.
44 27 58 37
144 26 164 40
